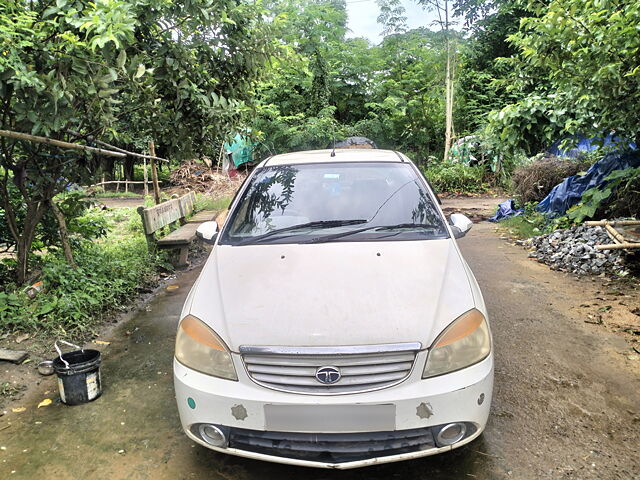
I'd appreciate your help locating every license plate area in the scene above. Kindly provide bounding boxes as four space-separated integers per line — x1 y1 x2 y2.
264 404 396 433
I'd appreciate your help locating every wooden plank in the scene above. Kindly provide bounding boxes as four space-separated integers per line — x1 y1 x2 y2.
186 210 217 223
0 348 28 364
157 222 200 246
141 198 182 234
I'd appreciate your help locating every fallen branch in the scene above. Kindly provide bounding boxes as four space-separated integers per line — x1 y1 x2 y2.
0 129 126 158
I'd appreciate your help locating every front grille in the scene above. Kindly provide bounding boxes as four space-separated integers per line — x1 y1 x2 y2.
240 344 420 394
229 427 436 463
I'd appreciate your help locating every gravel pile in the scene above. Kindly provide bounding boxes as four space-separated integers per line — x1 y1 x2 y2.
521 225 628 276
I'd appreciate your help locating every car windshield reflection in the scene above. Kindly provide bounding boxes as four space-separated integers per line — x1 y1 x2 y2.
219 162 449 245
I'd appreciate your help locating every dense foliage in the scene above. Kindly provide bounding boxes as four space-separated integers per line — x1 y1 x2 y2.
2 0 640 294
488 0 640 152
254 0 464 161
0 0 272 283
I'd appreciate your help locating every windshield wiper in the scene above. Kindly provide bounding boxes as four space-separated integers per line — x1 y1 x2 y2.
238 219 367 245
374 223 440 231
305 222 440 243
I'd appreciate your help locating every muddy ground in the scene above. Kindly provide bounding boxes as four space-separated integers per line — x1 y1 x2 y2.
1 198 639 479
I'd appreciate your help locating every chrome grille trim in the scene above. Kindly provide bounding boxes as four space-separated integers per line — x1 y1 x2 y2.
239 342 421 356
240 343 421 395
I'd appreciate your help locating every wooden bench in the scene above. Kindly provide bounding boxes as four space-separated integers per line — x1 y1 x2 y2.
137 192 218 267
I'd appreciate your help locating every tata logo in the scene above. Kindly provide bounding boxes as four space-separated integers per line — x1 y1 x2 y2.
315 366 341 384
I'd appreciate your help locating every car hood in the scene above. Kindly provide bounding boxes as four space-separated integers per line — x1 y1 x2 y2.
188 240 475 352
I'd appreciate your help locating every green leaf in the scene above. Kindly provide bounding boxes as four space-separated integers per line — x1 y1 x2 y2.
134 64 145 79
116 50 127 70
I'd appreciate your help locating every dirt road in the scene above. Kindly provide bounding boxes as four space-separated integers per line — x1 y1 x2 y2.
1 213 638 479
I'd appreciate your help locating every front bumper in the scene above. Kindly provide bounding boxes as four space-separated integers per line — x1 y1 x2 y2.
173 351 493 469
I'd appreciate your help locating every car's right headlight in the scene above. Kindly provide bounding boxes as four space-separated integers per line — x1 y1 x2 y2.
423 309 491 378
175 314 237 380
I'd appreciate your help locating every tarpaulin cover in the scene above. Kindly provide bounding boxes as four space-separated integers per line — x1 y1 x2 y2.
537 151 640 216
548 134 637 158
489 200 523 222
224 133 257 167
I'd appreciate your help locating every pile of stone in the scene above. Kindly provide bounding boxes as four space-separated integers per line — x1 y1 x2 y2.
521 225 628 276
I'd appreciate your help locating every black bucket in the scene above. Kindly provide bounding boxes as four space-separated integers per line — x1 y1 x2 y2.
53 349 102 405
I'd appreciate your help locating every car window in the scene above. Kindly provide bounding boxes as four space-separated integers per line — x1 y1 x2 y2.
219 162 449 245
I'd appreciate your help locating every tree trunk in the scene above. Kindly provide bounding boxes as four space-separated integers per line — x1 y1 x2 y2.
124 157 135 181
443 0 453 162
50 200 77 269
14 203 47 285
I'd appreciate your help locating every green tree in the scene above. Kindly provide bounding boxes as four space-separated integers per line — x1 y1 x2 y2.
488 0 640 153
0 0 272 284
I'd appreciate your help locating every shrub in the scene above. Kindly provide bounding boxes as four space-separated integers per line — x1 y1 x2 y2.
423 162 488 194
0 213 169 335
511 154 591 204
568 165 640 222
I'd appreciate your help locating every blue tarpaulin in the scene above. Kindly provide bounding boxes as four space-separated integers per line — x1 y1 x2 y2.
489 200 524 222
537 150 640 216
548 134 637 158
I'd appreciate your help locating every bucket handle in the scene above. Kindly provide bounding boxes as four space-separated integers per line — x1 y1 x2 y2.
54 340 83 370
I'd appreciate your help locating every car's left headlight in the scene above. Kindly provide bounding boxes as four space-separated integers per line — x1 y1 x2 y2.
175 314 237 380
423 309 491 378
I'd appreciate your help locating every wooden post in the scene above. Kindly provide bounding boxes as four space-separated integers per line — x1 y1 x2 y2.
137 206 156 253
149 141 161 205
143 158 149 196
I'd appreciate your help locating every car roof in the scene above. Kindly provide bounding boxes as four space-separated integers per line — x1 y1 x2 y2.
261 149 408 167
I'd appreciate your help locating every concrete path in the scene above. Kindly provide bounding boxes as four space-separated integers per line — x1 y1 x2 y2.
1 216 638 479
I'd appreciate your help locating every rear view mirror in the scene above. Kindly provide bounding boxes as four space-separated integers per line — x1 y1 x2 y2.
450 214 473 239
196 221 219 245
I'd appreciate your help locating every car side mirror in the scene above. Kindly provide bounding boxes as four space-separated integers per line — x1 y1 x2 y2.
450 213 473 239
196 221 219 245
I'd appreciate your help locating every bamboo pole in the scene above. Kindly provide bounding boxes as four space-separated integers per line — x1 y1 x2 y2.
0 129 126 158
605 224 625 244
585 220 640 226
148 141 161 205
65 129 169 163
596 242 640 251
89 180 160 187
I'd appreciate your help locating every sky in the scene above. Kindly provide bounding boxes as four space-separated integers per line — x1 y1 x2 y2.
346 0 446 44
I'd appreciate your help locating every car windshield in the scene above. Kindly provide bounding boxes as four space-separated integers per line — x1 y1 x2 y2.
219 162 449 245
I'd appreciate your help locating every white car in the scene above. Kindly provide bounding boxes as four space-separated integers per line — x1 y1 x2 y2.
174 149 493 469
